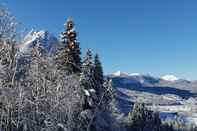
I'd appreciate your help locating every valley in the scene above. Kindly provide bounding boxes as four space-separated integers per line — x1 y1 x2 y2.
111 71 197 126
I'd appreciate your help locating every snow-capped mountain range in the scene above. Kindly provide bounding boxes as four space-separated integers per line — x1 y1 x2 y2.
19 30 58 54
111 71 180 82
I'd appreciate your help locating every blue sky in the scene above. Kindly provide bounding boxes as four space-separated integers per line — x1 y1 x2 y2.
1 0 197 80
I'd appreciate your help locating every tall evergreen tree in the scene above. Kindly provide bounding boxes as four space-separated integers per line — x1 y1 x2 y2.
94 54 104 85
93 53 105 101
55 18 81 74
127 103 149 131
99 78 115 111
80 49 94 109
82 49 93 72
80 49 95 90
78 49 98 131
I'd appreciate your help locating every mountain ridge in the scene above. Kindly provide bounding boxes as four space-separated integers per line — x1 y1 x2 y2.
19 29 58 54
110 71 190 82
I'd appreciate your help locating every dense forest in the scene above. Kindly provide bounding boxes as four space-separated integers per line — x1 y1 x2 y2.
0 5 196 131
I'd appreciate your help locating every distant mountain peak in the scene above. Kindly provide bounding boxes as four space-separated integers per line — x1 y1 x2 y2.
129 73 140 76
112 71 129 77
19 29 58 53
161 75 179 81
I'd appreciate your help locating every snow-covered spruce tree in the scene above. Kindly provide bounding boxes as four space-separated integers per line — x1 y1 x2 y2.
100 78 114 111
78 49 97 130
81 49 97 98
80 52 119 131
93 53 105 100
127 103 149 131
55 18 81 74
81 49 95 89
93 55 117 113
94 54 104 86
